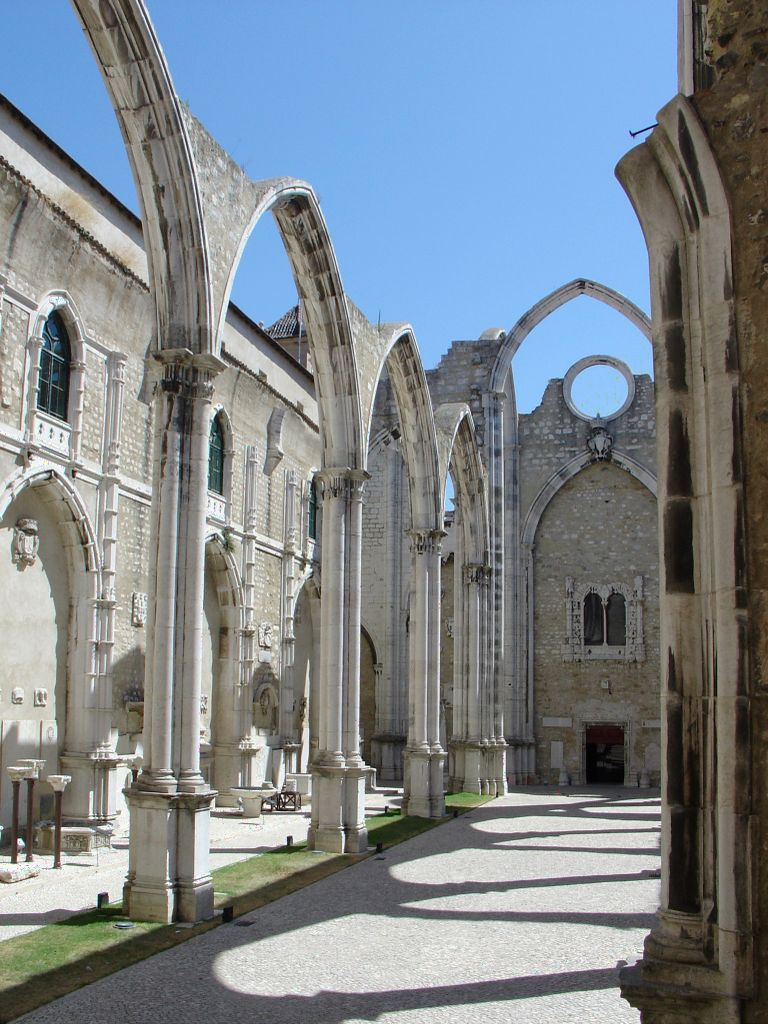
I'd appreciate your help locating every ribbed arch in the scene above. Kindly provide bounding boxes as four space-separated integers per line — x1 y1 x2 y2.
433 403 489 564
366 324 441 532
221 179 364 471
70 0 212 354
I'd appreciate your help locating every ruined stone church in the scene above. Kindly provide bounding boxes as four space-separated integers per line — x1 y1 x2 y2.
0 1 766 1020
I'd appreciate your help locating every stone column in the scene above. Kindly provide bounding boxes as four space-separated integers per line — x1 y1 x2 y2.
427 529 447 816
342 471 368 851
403 529 446 818
458 563 487 794
484 389 508 796
124 350 222 924
69 358 86 466
308 468 368 854
280 470 300 772
93 351 128 818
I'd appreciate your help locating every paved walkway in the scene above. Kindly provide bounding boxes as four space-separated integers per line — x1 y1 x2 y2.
14 787 660 1024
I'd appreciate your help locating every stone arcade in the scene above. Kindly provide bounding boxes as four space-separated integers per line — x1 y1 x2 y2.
0 1 766 1020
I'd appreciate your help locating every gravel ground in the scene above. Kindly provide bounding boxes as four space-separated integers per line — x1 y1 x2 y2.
13 786 660 1024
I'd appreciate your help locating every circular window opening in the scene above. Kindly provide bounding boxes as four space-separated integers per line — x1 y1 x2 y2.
569 363 630 420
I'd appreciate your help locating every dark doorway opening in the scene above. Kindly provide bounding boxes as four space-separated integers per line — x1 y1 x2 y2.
585 724 625 783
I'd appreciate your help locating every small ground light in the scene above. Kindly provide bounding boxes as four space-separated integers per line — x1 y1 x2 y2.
222 905 234 923
97 892 109 909
375 842 383 853
453 809 458 819
384 805 389 815
286 835 294 848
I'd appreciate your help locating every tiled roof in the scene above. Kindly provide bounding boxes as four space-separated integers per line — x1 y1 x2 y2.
266 304 305 339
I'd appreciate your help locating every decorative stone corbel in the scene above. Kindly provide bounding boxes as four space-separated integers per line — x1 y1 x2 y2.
265 408 286 475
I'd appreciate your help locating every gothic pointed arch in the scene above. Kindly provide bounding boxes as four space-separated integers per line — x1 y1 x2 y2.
490 278 652 396
433 402 489 564
366 324 441 532
521 450 657 549
214 178 364 471
70 0 213 354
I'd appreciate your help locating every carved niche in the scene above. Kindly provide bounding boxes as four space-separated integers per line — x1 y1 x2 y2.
258 622 274 649
12 518 39 568
34 688 48 707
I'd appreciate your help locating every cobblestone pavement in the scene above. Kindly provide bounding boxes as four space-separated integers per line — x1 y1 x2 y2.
15 788 660 1024
0 791 400 942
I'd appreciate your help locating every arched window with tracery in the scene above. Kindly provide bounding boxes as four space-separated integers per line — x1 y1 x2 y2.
208 413 225 495
38 311 70 420
565 578 643 662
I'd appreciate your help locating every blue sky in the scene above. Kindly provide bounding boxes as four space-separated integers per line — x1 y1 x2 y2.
0 2 676 412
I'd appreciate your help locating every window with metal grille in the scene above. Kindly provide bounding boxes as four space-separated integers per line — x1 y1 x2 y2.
208 413 225 494
38 312 70 420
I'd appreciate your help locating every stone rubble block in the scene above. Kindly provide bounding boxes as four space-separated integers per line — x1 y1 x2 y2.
0 862 41 884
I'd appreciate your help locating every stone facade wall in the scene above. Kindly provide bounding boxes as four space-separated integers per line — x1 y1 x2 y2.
531 461 660 783
0 106 323 826
695 5 768 1014
519 371 659 784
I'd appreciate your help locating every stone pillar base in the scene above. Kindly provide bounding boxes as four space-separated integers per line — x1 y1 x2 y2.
428 748 446 817
619 910 745 1024
403 748 431 818
176 791 216 922
490 741 507 796
308 764 345 853
342 766 368 853
620 961 742 1023
370 736 405 783
123 787 215 924
60 751 124 823
308 764 368 854
449 742 483 794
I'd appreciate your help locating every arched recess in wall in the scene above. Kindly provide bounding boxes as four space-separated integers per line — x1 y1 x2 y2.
69 0 213 354
359 624 380 768
293 572 321 773
0 466 102 822
521 450 657 550
202 531 245 803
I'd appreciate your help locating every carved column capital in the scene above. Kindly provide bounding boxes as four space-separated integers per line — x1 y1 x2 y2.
317 467 369 502
464 562 491 587
408 528 446 557
154 348 225 401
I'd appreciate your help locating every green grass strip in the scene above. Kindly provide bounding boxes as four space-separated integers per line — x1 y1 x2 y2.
0 791 492 1022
